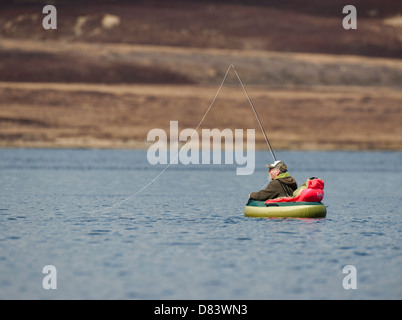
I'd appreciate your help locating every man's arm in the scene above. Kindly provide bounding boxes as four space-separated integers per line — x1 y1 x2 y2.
249 180 281 201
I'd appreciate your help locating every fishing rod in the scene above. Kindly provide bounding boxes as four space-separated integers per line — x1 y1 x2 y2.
232 65 277 163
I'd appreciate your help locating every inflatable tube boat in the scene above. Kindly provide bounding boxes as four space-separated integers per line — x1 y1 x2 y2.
244 200 326 218
245 177 327 218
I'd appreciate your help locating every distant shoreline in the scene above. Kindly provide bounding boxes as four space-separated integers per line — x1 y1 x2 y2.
1 141 401 152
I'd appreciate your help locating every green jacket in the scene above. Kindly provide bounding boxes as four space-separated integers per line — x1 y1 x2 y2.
250 172 298 201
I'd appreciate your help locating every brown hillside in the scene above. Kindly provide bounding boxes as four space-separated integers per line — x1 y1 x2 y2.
0 1 401 150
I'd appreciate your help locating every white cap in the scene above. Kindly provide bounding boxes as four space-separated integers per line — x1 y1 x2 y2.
265 160 287 171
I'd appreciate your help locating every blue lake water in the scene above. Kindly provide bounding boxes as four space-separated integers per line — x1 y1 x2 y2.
0 148 401 299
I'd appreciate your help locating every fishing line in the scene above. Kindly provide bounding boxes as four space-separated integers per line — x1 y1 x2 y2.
87 64 276 214
86 64 233 214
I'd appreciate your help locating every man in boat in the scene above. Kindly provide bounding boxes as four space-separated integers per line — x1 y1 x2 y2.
248 160 298 201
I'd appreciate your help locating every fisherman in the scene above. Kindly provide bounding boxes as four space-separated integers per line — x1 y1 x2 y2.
248 160 298 201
